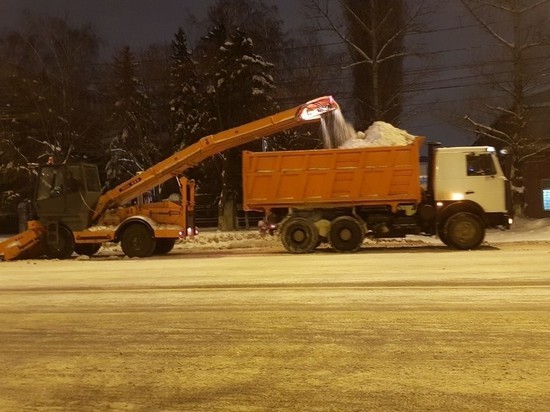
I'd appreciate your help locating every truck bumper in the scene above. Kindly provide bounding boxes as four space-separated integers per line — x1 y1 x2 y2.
486 212 511 229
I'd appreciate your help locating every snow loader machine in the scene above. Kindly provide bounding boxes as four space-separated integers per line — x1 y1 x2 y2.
0 96 339 261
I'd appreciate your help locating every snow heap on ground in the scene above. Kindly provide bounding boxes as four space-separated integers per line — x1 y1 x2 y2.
341 121 416 148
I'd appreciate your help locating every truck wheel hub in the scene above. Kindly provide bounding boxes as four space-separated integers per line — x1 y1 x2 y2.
292 230 306 242
339 228 352 241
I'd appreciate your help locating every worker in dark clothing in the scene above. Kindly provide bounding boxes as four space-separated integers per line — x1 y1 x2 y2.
65 170 81 193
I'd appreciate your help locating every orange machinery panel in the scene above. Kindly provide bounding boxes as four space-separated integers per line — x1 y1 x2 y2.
243 137 424 211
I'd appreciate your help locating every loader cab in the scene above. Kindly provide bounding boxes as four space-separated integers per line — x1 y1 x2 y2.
34 163 102 231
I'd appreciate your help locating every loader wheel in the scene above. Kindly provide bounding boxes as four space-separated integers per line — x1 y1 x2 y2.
74 243 101 257
444 212 485 250
121 224 156 258
154 238 176 255
328 216 365 253
280 217 319 254
44 225 75 259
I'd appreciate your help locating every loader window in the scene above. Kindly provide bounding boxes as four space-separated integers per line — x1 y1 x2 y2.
36 167 64 200
66 166 82 193
467 153 496 176
83 166 101 192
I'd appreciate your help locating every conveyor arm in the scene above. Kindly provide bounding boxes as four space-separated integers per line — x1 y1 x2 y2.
92 96 338 220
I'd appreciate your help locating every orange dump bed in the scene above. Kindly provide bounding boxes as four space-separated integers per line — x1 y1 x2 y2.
243 137 424 211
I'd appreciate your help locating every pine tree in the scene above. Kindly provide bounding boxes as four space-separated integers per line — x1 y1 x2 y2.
213 28 276 128
169 28 212 150
138 43 174 160
200 26 277 230
106 46 158 188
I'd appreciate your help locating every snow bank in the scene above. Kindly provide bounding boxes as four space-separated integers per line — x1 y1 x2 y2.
485 217 550 242
177 217 550 250
178 230 279 250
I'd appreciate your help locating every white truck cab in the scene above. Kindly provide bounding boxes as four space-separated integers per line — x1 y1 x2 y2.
431 145 512 249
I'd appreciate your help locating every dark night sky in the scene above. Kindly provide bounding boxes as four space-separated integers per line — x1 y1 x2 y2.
0 0 501 147
0 0 306 58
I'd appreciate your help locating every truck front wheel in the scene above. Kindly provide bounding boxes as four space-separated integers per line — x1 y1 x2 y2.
280 217 319 254
444 212 485 250
328 216 365 252
437 223 451 247
121 223 156 258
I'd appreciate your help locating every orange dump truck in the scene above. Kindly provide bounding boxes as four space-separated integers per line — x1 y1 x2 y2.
243 137 511 253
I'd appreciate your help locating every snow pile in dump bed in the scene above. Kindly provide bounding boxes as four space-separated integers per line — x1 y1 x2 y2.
340 121 416 148
321 110 416 149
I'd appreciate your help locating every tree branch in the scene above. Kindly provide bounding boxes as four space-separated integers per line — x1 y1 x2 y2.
463 114 512 143
460 0 513 48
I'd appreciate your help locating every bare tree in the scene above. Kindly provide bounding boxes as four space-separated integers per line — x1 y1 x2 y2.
460 0 550 216
305 0 429 129
267 29 348 151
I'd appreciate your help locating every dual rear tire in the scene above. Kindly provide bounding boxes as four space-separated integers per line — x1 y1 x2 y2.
328 216 365 253
280 217 319 254
280 215 366 254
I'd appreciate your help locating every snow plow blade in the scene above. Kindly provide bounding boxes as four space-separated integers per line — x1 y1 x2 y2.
0 221 45 261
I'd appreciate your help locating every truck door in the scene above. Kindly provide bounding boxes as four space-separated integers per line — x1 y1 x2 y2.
463 152 507 213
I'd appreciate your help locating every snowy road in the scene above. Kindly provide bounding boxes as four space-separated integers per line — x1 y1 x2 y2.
0 238 550 411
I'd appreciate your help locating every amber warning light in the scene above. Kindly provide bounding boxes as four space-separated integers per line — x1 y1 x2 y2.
298 96 339 121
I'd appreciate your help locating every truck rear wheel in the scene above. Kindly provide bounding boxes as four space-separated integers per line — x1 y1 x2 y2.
280 217 319 254
328 216 365 252
154 238 176 255
121 223 156 258
44 225 75 259
444 212 485 250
